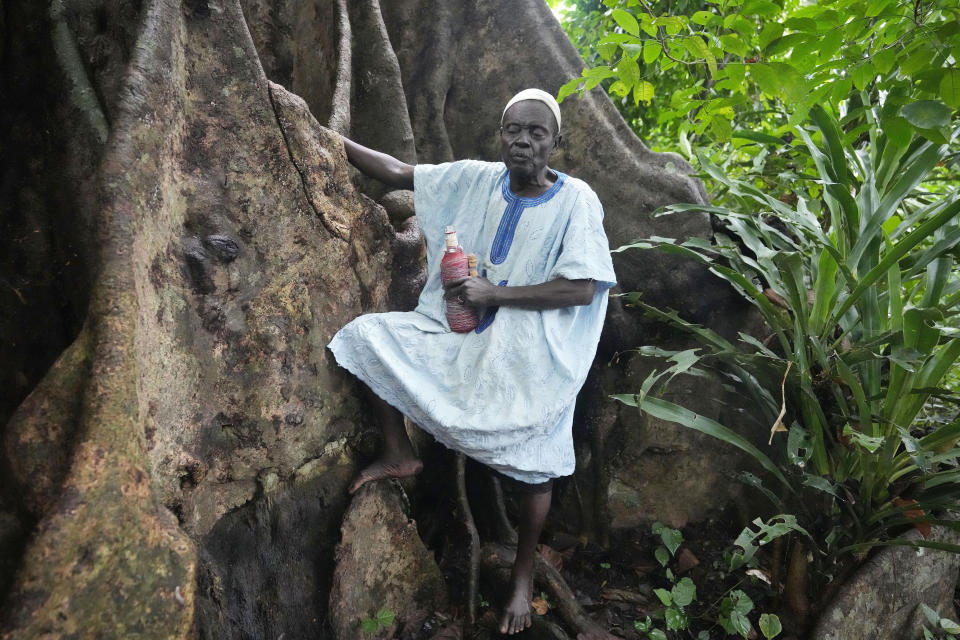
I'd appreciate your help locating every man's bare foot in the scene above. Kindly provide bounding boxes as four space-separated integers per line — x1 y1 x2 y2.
348 455 423 494
499 577 532 635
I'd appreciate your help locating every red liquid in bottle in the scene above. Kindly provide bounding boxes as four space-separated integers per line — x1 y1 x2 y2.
440 227 479 332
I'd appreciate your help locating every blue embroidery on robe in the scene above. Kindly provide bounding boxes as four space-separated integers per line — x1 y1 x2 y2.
489 171 567 265
475 280 508 333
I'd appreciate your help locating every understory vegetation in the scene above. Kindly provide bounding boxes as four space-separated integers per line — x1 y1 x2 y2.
550 0 960 635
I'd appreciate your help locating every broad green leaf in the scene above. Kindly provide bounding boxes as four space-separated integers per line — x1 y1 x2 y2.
711 117 733 142
684 35 711 60
643 41 662 64
941 618 960 634
758 23 784 51
654 588 673 606
730 610 751 637
901 100 952 129
671 577 696 607
691 10 718 25
665 606 689 631
653 521 684 555
655 545 670 567
852 62 876 91
939 69 960 109
597 42 619 60
750 63 781 97
618 55 640 87
720 34 750 57
817 28 843 63
556 77 581 103
883 116 913 148
873 47 897 74
361 618 379 633
742 0 780 18
375 608 396 626
611 8 640 36
759 613 783 639
634 80 655 105
650 629 668 640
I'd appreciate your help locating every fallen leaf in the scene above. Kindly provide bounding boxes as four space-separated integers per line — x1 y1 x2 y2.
675 548 700 574
746 568 772 585
537 543 564 570
531 597 549 615
894 496 931 538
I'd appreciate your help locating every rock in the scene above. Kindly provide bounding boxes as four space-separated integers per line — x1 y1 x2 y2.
330 481 448 640
603 355 762 530
810 523 960 640
380 190 416 225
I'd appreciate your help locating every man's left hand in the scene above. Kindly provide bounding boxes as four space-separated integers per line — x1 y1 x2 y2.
443 276 499 307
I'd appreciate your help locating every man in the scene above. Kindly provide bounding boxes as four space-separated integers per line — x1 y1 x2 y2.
329 89 616 635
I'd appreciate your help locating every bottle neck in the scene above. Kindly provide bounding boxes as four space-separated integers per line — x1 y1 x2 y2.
444 229 460 252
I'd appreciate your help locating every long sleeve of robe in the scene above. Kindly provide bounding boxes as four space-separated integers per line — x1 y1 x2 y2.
328 160 616 483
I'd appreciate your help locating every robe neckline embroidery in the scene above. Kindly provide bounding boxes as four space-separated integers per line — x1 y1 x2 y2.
490 170 567 265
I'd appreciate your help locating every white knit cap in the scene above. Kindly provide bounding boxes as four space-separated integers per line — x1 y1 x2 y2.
501 88 561 132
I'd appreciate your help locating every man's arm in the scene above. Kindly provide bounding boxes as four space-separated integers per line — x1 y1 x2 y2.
444 276 596 310
342 137 415 190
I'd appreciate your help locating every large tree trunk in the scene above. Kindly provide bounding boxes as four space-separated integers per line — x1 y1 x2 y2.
0 0 758 638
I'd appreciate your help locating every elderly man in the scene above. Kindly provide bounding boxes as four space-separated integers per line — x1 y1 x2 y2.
329 89 616 635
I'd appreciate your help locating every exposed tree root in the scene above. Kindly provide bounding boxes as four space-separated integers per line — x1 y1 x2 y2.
456 453 480 623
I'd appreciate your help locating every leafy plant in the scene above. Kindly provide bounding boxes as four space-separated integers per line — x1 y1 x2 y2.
551 0 959 150
360 607 396 634
612 104 960 592
923 603 960 639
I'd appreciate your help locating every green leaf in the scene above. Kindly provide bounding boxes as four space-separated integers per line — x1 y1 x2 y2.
883 116 913 148
730 610 751 637
671 577 697 607
634 80 655 105
941 618 960 634
901 100 953 129
557 77 581 103
655 545 670 566
653 522 684 555
650 629 668 640
711 117 733 142
611 8 640 36
361 618 379 633
720 34 750 57
692 10 718 25
940 69 960 109
654 588 673 606
758 23 784 50
873 47 897 74
376 608 396 626
818 28 843 63
749 63 781 97
851 62 876 91
643 41 662 64
618 55 640 87
922 604 941 627
759 613 783 639
742 0 780 17
665 606 689 630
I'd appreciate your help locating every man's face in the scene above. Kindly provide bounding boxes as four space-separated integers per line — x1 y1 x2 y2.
499 101 559 179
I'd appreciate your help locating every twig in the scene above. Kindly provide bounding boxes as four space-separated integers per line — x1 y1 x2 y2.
456 454 480 623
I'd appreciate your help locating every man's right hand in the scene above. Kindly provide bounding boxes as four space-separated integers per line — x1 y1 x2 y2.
342 136 415 190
